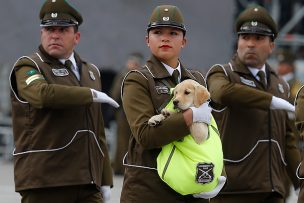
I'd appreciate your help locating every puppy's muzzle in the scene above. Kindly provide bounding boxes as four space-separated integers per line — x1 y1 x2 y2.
173 100 179 109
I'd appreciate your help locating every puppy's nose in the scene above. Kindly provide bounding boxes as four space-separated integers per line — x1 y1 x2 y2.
173 100 179 108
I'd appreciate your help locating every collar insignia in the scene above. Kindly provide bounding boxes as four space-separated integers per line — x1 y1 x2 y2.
89 71 96 80
278 84 284 93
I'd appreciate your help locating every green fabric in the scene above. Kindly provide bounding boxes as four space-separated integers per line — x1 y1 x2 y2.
26 69 38 76
157 96 224 195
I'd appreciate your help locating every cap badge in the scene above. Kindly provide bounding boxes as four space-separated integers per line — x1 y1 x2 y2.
52 0 56 2
51 13 58 18
164 8 169 12
254 8 259 12
251 21 258 26
163 17 169 21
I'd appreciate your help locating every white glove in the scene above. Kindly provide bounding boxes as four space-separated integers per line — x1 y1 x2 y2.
100 185 111 203
270 96 295 112
295 188 300 196
193 176 226 199
91 89 119 108
189 102 212 125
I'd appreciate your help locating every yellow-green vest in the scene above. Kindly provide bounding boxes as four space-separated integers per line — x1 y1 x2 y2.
157 96 224 195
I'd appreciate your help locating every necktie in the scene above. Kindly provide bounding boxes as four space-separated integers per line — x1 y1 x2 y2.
64 59 80 80
257 70 267 89
64 60 73 70
172 69 180 85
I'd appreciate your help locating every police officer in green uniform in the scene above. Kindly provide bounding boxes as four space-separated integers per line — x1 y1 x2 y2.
295 86 304 203
120 5 214 203
9 0 119 203
276 48 303 200
206 5 300 203
276 48 303 103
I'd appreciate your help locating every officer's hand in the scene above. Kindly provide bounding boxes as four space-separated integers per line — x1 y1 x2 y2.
100 185 111 203
193 176 226 199
189 102 212 125
91 89 119 108
270 96 295 112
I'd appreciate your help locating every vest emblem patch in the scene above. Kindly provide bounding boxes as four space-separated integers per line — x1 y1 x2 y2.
196 163 214 184
155 86 170 94
278 84 284 93
52 68 69 77
89 71 96 80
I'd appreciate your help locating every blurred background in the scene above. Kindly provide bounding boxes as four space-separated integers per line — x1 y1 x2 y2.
0 0 303 202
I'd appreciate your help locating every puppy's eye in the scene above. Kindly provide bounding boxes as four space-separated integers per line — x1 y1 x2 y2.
184 90 190 95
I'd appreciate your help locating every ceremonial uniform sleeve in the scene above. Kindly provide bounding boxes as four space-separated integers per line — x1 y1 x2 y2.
207 65 273 109
296 87 304 136
15 66 93 108
122 71 190 149
295 87 304 188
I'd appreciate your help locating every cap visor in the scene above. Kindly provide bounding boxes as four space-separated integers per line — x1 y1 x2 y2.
40 19 78 27
237 31 273 36
148 24 186 32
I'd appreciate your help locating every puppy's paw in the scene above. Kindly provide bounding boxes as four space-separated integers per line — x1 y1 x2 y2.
161 109 172 117
148 114 166 126
190 123 209 144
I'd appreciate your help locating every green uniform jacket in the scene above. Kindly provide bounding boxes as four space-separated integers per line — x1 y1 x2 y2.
295 85 304 203
10 46 113 191
120 55 208 203
206 54 300 196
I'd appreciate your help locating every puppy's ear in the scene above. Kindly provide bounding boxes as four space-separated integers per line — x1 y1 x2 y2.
194 85 210 107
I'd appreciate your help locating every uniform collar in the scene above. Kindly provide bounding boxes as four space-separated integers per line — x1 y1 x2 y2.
230 54 276 77
161 61 181 76
37 45 83 68
248 65 266 77
59 52 77 69
145 55 196 80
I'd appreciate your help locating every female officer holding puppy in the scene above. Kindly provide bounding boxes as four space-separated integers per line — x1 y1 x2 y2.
120 4 218 203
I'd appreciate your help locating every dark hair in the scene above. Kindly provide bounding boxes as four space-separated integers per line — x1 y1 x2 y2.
73 25 79 32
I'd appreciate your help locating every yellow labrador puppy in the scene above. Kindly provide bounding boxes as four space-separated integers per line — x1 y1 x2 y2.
148 79 210 144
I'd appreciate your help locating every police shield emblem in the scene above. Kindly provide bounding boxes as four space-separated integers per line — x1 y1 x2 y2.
196 163 214 184
163 17 170 21
251 21 258 26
